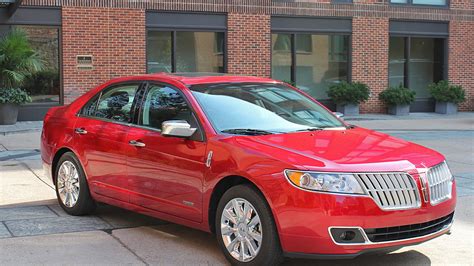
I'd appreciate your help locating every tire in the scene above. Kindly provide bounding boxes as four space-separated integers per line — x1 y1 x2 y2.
55 152 96 215
216 184 283 266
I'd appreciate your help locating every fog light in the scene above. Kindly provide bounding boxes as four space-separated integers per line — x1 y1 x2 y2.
339 230 356 241
330 227 366 244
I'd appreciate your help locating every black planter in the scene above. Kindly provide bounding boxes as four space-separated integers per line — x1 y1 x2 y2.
0 103 20 125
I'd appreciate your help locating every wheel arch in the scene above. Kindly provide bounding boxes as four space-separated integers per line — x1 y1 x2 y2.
51 147 78 185
208 175 272 234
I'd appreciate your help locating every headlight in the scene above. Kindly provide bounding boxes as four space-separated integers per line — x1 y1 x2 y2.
285 170 366 195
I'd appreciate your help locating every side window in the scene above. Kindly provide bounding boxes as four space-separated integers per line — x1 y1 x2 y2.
140 85 198 130
84 84 139 123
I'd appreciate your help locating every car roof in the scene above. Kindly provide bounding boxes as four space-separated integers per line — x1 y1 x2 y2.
143 72 280 86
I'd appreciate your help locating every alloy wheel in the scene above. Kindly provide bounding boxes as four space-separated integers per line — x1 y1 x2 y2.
57 160 80 208
220 198 263 262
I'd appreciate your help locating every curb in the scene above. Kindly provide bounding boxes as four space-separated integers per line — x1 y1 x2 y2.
0 128 42 136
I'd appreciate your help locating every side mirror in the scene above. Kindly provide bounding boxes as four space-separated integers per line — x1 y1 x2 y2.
161 120 197 138
333 112 344 120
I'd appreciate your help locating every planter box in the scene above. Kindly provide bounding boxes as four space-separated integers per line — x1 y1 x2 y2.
435 102 458 115
388 104 410 116
0 103 20 125
336 103 359 116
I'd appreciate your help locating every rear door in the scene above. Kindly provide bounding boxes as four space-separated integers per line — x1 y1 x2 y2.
74 82 143 202
126 82 207 222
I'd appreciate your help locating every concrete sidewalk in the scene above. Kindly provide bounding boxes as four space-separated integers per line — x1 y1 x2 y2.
0 114 473 265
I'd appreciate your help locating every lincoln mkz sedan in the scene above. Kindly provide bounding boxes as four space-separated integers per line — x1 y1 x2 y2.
41 73 456 265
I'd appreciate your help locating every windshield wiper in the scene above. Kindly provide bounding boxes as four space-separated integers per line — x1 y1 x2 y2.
221 128 276 135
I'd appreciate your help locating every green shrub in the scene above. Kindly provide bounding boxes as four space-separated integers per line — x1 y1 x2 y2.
327 81 370 105
379 85 416 106
22 69 60 96
428 80 466 104
282 80 296 87
0 29 44 88
0 88 32 104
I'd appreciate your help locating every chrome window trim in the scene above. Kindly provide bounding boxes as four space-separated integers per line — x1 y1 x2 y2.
328 219 453 246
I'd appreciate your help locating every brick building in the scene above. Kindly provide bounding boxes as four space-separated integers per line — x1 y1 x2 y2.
0 0 472 120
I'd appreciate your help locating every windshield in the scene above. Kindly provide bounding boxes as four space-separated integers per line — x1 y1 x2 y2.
190 83 345 134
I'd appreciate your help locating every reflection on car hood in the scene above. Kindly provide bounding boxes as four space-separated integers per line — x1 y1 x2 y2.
233 127 444 173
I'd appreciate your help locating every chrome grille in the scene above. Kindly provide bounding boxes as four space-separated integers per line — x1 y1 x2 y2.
355 173 420 210
427 162 453 205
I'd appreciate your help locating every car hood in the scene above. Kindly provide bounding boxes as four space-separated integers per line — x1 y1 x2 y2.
232 127 444 173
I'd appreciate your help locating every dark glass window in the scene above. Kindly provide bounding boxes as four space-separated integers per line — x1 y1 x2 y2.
390 0 446 5
18 26 61 104
147 31 225 73
90 84 139 123
146 31 172 73
140 85 197 130
389 37 445 99
272 33 350 100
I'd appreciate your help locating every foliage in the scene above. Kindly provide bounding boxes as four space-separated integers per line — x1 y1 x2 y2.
428 80 466 104
0 88 32 104
327 81 370 105
379 84 416 106
22 70 60 96
0 29 44 89
282 80 296 87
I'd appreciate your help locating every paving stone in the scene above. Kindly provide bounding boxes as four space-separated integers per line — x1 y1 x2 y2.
4 216 111 237
0 223 11 238
0 230 143 265
96 204 167 228
112 225 227 265
0 206 57 222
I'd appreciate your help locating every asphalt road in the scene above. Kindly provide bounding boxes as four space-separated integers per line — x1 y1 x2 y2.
0 117 473 265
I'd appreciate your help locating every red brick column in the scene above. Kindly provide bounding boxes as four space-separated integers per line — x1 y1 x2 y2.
450 0 473 10
449 21 474 111
352 17 389 113
227 13 271 77
62 7 146 104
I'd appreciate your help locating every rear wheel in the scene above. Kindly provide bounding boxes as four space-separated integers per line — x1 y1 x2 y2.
216 184 283 265
55 152 96 215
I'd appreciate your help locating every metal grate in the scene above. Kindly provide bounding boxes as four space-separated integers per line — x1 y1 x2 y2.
355 173 420 210
365 212 454 242
427 162 453 205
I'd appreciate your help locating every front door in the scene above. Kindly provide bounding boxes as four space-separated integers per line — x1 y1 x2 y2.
126 83 207 222
74 83 142 202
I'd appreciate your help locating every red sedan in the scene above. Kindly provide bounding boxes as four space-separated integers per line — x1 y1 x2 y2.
41 73 455 265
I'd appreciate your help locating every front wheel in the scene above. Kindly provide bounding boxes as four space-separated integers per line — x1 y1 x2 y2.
216 184 283 265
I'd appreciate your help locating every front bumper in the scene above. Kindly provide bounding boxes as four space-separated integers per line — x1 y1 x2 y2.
263 177 456 257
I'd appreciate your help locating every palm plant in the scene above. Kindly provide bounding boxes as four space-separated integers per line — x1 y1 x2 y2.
0 28 43 89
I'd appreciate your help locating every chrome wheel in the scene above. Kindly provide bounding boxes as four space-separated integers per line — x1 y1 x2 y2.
57 161 80 208
220 198 263 262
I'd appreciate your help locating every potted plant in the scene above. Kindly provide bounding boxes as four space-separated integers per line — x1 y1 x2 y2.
0 88 32 124
428 80 466 114
379 85 416 116
0 29 43 125
327 81 370 116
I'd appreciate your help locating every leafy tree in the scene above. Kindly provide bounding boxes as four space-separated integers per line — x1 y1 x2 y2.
0 29 43 89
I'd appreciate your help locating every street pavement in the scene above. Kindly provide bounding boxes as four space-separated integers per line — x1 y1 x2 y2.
0 114 473 265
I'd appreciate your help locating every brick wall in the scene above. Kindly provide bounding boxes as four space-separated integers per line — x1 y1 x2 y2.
227 13 271 77
62 7 146 104
450 0 473 10
449 21 474 111
352 17 389 113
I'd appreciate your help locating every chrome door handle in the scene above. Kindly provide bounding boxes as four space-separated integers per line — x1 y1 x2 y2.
75 128 88 135
129 140 146 147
